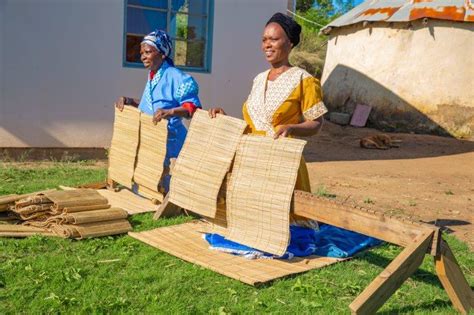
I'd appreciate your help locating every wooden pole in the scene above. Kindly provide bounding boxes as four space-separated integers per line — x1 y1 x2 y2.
435 239 474 314
349 230 433 314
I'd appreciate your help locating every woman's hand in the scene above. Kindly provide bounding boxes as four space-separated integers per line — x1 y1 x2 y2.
208 107 226 118
114 96 127 111
114 96 138 111
153 109 174 124
274 125 294 139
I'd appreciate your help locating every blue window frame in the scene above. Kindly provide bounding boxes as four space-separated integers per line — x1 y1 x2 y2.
123 0 213 73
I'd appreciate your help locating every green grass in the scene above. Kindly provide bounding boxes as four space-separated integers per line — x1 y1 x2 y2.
1 163 473 314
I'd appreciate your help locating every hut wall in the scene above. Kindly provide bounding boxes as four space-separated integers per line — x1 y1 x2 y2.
321 20 474 138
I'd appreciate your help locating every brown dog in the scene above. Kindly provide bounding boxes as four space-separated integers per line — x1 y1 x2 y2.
360 134 402 150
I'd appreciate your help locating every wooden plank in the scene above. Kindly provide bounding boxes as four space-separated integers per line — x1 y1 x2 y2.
435 239 474 314
293 190 434 247
349 230 433 315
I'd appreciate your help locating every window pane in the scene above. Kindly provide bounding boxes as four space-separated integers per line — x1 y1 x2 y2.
127 7 167 35
173 40 205 68
172 0 208 15
172 13 207 41
126 35 143 63
128 0 168 10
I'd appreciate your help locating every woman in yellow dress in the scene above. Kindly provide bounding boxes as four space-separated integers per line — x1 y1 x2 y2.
209 12 327 194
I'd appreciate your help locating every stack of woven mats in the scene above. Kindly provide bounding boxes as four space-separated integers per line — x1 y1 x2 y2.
0 189 131 239
129 110 345 285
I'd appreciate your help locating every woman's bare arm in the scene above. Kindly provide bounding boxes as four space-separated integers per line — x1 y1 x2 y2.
273 116 324 139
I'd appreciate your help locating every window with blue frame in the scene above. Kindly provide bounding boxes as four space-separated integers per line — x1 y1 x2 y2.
124 0 213 72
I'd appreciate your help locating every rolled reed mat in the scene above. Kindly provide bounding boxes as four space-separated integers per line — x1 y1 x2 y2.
226 135 306 256
19 212 49 221
24 219 50 228
58 207 128 225
0 224 53 237
45 189 108 211
50 224 81 239
15 203 54 215
168 110 247 218
108 106 141 189
15 195 52 210
71 219 132 239
133 113 167 192
61 204 111 213
0 189 56 206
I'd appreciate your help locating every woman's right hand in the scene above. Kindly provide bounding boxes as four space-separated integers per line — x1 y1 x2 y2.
208 107 226 118
114 96 127 111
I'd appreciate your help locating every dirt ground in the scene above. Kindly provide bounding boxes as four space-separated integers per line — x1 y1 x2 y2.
304 122 474 250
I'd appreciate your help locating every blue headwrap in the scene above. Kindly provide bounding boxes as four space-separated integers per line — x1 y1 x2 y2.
141 30 174 66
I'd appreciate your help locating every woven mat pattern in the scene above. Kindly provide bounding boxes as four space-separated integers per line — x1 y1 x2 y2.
168 110 247 217
226 135 306 256
129 221 342 285
108 106 140 189
96 188 159 215
133 113 167 195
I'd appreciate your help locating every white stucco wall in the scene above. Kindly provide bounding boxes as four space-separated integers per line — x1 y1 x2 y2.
0 0 288 147
321 20 474 137
0 1 4 121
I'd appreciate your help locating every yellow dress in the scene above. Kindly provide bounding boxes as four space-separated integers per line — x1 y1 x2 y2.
242 66 328 193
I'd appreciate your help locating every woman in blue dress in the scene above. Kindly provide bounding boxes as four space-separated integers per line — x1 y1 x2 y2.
115 30 201 191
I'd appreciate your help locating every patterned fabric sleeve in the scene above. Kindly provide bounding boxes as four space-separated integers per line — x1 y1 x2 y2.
301 77 328 121
175 76 202 108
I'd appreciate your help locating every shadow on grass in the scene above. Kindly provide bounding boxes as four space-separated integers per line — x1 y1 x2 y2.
127 213 192 233
356 250 444 289
378 298 452 315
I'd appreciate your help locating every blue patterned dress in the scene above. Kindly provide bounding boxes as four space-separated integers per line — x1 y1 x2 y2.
138 60 201 190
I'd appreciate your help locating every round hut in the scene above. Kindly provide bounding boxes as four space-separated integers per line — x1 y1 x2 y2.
320 0 474 138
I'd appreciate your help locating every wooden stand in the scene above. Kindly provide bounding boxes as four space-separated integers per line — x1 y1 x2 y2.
292 190 473 314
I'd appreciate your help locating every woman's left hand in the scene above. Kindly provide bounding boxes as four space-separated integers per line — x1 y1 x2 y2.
153 109 174 124
274 125 293 139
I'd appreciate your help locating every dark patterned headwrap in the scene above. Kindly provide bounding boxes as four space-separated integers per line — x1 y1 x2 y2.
266 12 302 47
141 29 174 66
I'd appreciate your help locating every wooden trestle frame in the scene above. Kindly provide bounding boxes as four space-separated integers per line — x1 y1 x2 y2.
292 190 473 314
113 171 473 314
151 187 473 313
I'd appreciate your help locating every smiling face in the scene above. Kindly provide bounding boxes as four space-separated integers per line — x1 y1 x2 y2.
261 22 293 67
140 43 165 71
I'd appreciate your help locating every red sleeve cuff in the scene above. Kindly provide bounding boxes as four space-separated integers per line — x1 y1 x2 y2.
181 102 198 115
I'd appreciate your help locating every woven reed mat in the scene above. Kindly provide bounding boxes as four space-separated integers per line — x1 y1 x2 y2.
226 135 306 256
129 221 342 285
133 113 167 196
168 110 247 217
60 186 159 215
108 106 140 189
47 207 128 225
96 188 159 214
